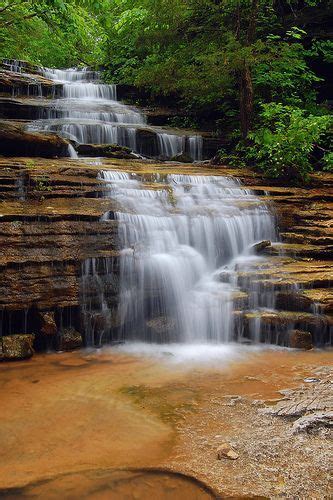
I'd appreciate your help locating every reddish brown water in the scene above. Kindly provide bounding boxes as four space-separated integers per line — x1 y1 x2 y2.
0 347 332 497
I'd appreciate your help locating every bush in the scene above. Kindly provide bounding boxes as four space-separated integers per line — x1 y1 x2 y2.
245 103 332 181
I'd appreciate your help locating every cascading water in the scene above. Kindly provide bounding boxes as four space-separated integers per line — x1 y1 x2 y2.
81 171 278 346
23 66 203 161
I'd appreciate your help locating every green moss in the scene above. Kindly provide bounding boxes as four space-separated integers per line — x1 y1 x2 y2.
119 383 199 423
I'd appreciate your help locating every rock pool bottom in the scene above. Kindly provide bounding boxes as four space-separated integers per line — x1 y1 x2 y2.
0 346 332 498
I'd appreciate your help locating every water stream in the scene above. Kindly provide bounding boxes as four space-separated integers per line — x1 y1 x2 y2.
25 67 203 160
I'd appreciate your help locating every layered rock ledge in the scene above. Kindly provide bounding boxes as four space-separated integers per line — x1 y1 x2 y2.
0 156 332 355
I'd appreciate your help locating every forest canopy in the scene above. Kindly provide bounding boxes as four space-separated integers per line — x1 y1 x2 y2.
0 0 332 180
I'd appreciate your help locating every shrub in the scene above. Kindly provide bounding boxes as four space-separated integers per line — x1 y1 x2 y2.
245 103 332 181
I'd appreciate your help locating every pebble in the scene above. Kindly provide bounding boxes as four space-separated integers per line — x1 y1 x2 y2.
217 443 239 460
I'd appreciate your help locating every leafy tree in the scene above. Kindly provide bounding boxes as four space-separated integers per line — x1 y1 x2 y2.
0 0 331 180
0 0 107 66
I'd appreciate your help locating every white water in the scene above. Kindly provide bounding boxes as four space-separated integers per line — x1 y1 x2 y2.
23 67 203 160
111 342 285 365
82 171 277 346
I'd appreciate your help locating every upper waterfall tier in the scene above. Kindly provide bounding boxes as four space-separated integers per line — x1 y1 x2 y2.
42 67 100 82
25 67 203 161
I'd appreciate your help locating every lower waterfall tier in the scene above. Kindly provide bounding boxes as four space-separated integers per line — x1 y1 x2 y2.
0 158 332 355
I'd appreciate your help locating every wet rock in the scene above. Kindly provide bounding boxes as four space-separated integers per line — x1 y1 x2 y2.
0 121 70 158
144 107 181 126
301 289 333 314
202 137 226 160
77 144 137 159
251 240 271 253
288 329 313 350
242 310 331 345
171 153 192 163
39 311 58 336
0 68 61 97
0 98 48 120
276 292 313 313
136 128 159 157
1 59 41 74
217 443 239 460
0 334 35 360
264 242 333 259
58 328 82 351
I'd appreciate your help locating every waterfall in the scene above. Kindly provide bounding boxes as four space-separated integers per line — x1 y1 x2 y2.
3 59 25 73
81 171 277 345
157 134 184 159
62 83 117 100
67 143 78 158
21 66 203 160
188 136 203 161
42 67 100 82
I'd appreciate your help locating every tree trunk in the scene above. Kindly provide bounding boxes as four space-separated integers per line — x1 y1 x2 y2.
239 62 254 139
237 0 258 139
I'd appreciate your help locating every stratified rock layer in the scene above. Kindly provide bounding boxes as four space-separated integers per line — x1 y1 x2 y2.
0 157 332 353
0 121 71 157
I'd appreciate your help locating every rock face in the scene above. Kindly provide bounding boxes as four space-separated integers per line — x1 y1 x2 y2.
0 68 61 98
0 334 35 360
251 240 271 253
0 121 71 157
0 157 332 353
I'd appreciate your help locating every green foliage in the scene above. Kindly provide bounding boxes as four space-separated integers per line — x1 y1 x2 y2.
0 0 107 66
253 41 322 107
0 0 332 180
246 103 332 180
323 152 333 171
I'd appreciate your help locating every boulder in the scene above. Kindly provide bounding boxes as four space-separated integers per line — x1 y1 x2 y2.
288 329 313 350
0 334 35 361
170 152 192 163
77 143 137 159
58 328 82 351
39 311 58 336
0 121 71 158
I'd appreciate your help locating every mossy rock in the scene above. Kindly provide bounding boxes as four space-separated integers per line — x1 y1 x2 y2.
288 329 313 350
0 334 35 361
58 328 82 351
77 143 136 159
170 153 192 163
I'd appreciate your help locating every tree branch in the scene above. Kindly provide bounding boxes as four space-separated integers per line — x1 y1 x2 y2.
1 9 48 27
0 0 29 14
